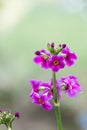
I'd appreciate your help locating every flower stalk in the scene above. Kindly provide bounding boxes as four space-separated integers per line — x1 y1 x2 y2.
52 72 62 130
52 72 58 103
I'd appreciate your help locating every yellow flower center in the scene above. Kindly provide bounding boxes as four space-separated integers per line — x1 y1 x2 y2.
53 60 59 66
39 99 44 104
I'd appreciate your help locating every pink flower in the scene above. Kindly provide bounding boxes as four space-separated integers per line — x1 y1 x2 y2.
62 47 77 66
34 50 50 69
29 79 63 109
31 92 53 110
48 55 65 72
30 79 53 100
60 75 81 98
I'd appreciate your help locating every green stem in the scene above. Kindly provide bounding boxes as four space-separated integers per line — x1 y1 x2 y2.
52 72 58 103
52 72 62 130
6 124 12 130
7 127 12 130
55 105 62 130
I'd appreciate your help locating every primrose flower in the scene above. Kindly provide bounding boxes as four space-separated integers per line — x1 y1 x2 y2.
60 75 81 98
30 79 54 100
31 92 53 110
34 49 50 69
48 55 65 72
62 47 77 66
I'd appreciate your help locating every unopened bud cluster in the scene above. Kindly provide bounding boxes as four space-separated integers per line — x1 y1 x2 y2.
0 109 20 129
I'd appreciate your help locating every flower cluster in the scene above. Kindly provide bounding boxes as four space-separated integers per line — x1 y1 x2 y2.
30 79 62 110
30 42 81 110
34 43 77 72
0 109 20 129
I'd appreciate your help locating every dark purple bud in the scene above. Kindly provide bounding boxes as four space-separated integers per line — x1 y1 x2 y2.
15 112 20 118
35 51 41 55
59 44 61 47
0 109 2 113
62 44 66 48
51 42 54 48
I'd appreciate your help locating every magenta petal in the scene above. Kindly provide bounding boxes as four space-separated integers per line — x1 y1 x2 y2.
31 93 40 104
30 80 41 90
41 61 49 69
70 53 77 59
40 94 47 101
40 82 51 88
42 102 53 110
52 67 59 72
67 90 77 98
33 56 43 64
62 47 69 53
29 80 41 97
60 75 81 98
62 47 77 66
66 60 74 66
41 49 50 56
59 61 65 68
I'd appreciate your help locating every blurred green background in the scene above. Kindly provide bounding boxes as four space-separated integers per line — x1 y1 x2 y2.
0 0 87 130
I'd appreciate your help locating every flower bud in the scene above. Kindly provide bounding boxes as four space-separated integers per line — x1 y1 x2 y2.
0 110 2 113
51 42 54 48
62 44 66 48
35 51 41 55
15 112 20 118
47 43 55 54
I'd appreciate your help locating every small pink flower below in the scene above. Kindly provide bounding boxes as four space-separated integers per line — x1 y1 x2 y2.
31 93 53 110
60 75 81 98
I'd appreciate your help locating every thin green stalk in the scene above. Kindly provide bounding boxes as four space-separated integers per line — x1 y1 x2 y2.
52 72 58 103
55 105 62 130
52 72 63 130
